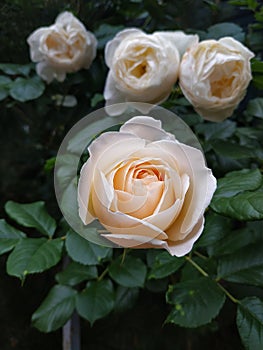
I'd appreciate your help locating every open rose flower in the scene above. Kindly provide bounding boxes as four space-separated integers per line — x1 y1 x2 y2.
104 28 198 115
179 37 254 122
78 116 216 257
27 11 97 83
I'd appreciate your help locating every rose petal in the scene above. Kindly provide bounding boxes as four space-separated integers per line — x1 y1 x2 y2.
101 215 203 256
105 28 144 68
101 233 162 248
95 195 168 239
153 140 216 238
92 169 163 236
165 217 204 256
219 37 255 60
130 181 164 219
153 31 199 57
104 71 127 107
78 160 96 224
27 28 51 62
91 167 167 240
36 61 66 83
78 133 145 224
88 131 145 172
113 190 147 214
120 116 175 142
55 11 86 33
145 173 189 231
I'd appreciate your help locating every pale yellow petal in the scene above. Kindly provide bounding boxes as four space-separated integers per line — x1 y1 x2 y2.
153 140 216 239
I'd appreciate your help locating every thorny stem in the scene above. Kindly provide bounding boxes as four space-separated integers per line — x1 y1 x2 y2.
185 255 239 304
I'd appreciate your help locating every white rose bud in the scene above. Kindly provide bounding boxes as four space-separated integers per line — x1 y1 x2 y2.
78 116 216 257
104 28 198 115
179 37 254 122
27 11 97 83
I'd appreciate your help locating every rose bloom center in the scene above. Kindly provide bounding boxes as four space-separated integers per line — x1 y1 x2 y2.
111 160 165 219
209 61 242 98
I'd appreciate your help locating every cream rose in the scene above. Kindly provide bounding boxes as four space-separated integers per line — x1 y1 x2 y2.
104 28 198 114
27 11 97 83
179 37 254 122
77 116 216 257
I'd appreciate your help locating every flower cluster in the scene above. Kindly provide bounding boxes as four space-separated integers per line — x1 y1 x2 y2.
103 29 198 115
27 11 256 256
104 29 254 121
28 11 254 122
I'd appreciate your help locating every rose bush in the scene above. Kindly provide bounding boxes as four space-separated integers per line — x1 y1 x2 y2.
179 37 254 122
78 116 216 256
27 11 97 83
104 28 198 114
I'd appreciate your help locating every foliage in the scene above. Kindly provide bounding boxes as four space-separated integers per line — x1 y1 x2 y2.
0 0 263 349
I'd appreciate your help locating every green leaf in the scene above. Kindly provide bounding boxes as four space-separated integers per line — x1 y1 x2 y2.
217 242 263 286
207 225 263 257
236 127 263 143
195 212 231 248
246 98 263 119
146 249 162 267
0 75 12 101
252 59 263 73
211 169 263 220
237 297 263 350
5 201 56 237
9 76 45 102
7 238 63 280
181 257 217 282
0 63 33 76
91 93 104 107
247 31 263 52
248 0 260 10
55 262 98 286
95 24 125 49
0 219 26 255
211 140 255 159
195 120 236 141
146 277 169 293
212 190 263 221
76 279 114 325
114 286 139 312
148 251 184 279
166 277 225 327
206 22 244 41
32 285 77 332
212 169 262 199
253 74 263 90
109 255 147 288
66 230 112 265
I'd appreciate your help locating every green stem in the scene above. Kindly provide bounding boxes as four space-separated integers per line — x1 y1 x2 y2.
194 251 208 260
185 256 209 277
121 248 128 265
217 282 240 304
97 267 109 282
186 255 240 304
